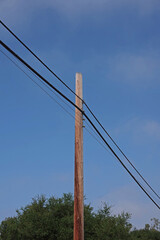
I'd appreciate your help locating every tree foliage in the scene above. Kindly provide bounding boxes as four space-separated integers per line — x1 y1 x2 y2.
0 193 159 240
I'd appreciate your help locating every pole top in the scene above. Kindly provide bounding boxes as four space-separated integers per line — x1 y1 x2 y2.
75 73 83 99
76 72 82 77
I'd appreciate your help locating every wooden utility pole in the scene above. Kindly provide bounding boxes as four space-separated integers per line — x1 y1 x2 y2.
74 73 84 240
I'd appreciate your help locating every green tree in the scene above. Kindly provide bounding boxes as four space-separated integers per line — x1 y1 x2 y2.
93 204 132 240
130 219 160 240
145 223 150 231
0 193 133 240
1 194 74 240
151 218 160 231
130 228 160 240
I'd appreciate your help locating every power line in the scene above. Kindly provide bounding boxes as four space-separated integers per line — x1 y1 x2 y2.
0 48 109 154
84 128 160 205
1 47 110 157
83 114 160 210
0 49 83 128
84 104 160 201
0 47 114 159
1 40 160 210
0 40 84 115
2 47 158 208
1 47 110 155
0 20 82 101
0 49 78 123
84 127 114 158
1 20 159 202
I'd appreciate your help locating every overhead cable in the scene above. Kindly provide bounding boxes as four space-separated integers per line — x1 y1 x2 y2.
1 40 160 210
1 48 109 154
0 20 82 101
1 20 159 201
0 40 84 115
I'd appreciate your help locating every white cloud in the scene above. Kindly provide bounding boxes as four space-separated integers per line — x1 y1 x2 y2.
33 0 160 16
143 121 160 139
106 52 160 86
114 118 160 143
93 185 160 229
0 0 33 27
0 0 160 25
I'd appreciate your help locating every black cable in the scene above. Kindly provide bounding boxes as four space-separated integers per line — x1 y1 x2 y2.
2 20 159 202
0 40 84 116
85 127 114 157
0 49 82 125
2 45 158 208
0 48 107 147
1 47 113 157
0 47 109 157
1 40 160 210
0 20 82 101
1 47 109 153
84 104 160 200
82 113 160 210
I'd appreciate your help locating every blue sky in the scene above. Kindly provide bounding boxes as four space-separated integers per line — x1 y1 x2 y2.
0 0 160 229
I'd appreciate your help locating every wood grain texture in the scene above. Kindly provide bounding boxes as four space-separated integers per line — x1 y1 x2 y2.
74 73 84 240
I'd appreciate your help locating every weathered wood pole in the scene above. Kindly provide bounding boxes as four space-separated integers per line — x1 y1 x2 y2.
74 73 84 240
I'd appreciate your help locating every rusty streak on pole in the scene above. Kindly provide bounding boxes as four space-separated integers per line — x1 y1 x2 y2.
74 73 84 240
